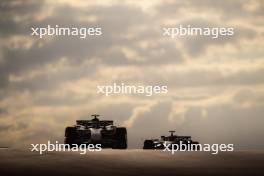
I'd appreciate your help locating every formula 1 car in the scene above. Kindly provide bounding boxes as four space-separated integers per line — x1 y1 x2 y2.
143 130 199 149
64 114 127 149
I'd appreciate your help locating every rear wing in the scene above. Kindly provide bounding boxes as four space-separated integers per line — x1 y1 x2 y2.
76 120 113 126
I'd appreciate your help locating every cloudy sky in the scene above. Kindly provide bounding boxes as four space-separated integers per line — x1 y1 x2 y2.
0 0 263 149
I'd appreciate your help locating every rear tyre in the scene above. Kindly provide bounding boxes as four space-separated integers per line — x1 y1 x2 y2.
65 127 78 148
64 137 75 148
143 140 154 149
65 127 77 138
113 128 127 149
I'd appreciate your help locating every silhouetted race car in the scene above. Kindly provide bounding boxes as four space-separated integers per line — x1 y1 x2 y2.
143 131 199 150
65 114 127 149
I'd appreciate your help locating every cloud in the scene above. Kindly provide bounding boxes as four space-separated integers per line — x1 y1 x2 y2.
177 104 264 149
0 0 263 149
157 0 264 20
123 101 157 128
233 88 264 107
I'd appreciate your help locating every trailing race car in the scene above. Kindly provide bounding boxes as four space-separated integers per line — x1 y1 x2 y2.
143 130 199 150
65 114 127 149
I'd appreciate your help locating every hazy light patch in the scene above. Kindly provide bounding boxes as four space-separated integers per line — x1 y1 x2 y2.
120 47 145 62
34 4 55 21
96 65 143 82
8 57 69 82
62 78 99 96
46 0 117 8
78 15 100 23
168 103 187 125
123 101 157 128
4 35 35 50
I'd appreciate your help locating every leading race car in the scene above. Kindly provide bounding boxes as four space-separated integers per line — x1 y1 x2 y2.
64 114 127 149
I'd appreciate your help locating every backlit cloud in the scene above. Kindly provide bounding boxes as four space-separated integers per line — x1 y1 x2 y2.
0 0 263 149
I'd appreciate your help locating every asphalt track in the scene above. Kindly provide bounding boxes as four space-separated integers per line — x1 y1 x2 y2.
0 149 263 176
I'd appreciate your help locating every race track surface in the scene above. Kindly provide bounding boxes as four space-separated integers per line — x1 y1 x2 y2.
0 149 263 176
